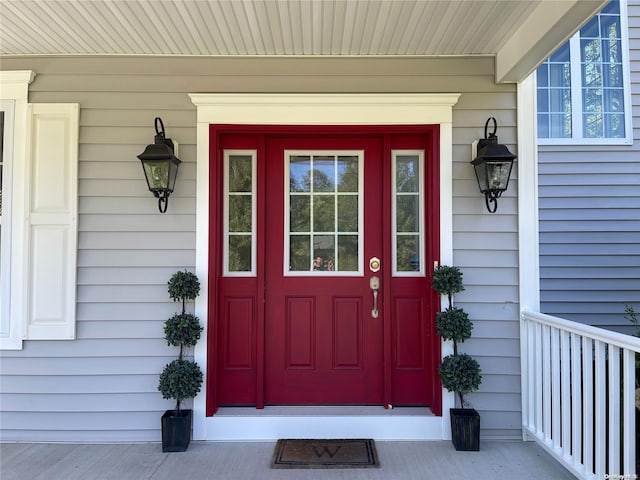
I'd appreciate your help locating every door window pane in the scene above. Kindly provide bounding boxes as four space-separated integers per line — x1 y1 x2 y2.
286 151 362 275
290 235 310 271
313 195 335 232
337 195 358 231
396 195 419 232
393 152 424 275
229 195 252 232
337 235 358 271
337 156 359 192
312 157 335 192
224 151 256 275
290 156 311 192
229 155 252 192
290 195 310 232
228 235 252 272
313 235 335 271
397 235 420 273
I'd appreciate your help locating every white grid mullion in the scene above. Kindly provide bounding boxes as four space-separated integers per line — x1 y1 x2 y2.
285 150 362 276
569 34 582 140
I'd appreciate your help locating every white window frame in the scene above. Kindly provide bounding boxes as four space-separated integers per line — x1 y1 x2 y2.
223 150 257 277
392 150 425 277
284 149 364 277
0 71 34 350
537 0 632 145
1 101 16 347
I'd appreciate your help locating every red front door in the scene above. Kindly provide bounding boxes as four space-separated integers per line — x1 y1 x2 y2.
209 125 441 413
264 135 384 404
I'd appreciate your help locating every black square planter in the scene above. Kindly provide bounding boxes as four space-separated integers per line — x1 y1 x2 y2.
161 409 193 452
450 408 480 451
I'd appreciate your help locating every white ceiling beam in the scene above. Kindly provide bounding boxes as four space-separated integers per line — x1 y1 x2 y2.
495 0 609 83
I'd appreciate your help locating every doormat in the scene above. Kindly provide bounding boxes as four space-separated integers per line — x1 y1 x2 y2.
271 439 379 469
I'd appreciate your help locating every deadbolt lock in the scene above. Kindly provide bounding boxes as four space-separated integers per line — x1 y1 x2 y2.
369 257 381 272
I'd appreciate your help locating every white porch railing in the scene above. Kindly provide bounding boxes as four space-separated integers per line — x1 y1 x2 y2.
521 310 640 479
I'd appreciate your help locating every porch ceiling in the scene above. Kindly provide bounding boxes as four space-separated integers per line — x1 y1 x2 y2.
1 0 607 83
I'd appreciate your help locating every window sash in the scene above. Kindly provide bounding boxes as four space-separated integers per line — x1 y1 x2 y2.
536 0 631 145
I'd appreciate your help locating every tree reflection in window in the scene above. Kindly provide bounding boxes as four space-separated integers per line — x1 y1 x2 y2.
288 154 359 273
227 154 254 273
395 154 422 273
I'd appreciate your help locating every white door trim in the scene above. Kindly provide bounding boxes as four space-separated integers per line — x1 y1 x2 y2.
189 93 460 440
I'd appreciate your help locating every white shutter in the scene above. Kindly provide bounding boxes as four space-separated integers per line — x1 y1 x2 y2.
24 103 79 340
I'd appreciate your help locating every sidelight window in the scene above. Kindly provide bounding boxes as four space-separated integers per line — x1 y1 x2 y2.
224 151 256 276
393 151 424 276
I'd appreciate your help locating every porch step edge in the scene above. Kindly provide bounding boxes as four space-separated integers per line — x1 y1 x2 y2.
201 409 443 441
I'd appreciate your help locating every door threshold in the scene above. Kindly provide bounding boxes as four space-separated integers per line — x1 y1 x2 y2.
216 406 434 416
200 406 443 441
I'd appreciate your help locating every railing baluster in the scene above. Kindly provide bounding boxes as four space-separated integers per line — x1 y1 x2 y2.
534 321 542 436
561 330 571 458
582 336 593 476
571 333 582 467
622 349 635 475
526 318 535 432
594 341 606 478
552 327 561 448
543 324 551 443
608 345 621 475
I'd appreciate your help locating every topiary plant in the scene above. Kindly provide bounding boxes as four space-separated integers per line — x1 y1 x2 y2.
432 265 482 408
158 270 203 413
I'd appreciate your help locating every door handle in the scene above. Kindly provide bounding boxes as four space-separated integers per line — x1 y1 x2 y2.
369 276 380 318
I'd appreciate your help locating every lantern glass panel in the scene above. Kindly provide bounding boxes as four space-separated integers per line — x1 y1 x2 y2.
473 161 488 192
486 161 513 191
167 158 179 192
143 160 170 191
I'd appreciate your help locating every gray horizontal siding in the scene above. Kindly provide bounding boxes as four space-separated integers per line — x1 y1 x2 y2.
0 55 520 441
539 0 640 335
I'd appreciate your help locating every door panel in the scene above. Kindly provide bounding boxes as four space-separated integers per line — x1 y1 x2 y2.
333 297 362 368
394 297 424 368
285 296 315 368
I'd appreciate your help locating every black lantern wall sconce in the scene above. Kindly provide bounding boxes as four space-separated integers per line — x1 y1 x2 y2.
471 117 517 213
137 117 181 213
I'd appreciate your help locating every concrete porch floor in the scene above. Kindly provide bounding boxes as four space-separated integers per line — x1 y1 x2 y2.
0 440 575 480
